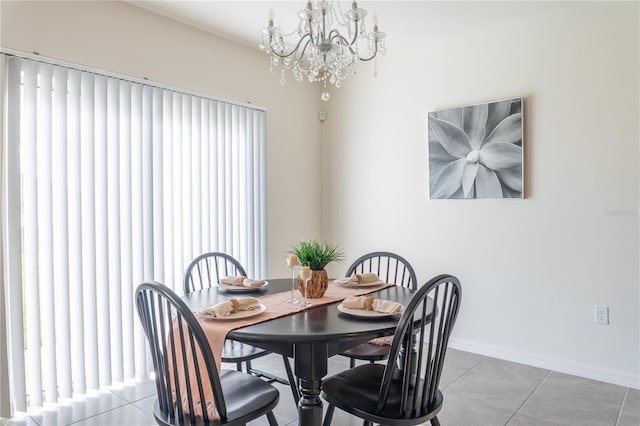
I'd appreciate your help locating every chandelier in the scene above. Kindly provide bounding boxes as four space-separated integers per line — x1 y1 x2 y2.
259 0 386 101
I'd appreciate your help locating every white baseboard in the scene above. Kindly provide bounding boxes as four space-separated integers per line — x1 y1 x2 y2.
448 337 640 390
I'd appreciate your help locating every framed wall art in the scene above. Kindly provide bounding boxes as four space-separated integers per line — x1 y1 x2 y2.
428 97 523 199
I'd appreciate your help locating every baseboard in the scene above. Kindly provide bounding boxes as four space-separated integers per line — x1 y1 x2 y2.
448 337 640 390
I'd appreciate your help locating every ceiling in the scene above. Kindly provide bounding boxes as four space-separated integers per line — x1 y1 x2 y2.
126 1 564 51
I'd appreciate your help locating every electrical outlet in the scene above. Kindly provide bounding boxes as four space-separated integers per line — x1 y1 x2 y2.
594 305 609 325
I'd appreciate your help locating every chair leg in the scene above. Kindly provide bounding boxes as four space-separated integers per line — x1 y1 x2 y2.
323 404 335 426
349 357 355 369
430 416 441 426
266 410 278 426
282 355 299 404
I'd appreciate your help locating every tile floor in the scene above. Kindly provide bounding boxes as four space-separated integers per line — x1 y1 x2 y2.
1 349 638 426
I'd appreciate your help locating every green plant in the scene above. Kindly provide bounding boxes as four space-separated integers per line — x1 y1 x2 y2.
289 240 345 270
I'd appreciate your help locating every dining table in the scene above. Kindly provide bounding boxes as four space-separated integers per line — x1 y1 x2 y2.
181 277 419 426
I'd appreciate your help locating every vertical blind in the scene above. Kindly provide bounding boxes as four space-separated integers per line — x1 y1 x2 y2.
2 54 266 411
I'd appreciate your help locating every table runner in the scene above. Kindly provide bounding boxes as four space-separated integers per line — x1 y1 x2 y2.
171 281 395 420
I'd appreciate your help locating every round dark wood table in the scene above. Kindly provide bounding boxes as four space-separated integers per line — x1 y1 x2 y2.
182 278 417 426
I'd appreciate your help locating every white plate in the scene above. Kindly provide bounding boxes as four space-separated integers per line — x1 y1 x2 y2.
337 303 399 319
334 279 385 288
217 280 269 292
199 303 266 320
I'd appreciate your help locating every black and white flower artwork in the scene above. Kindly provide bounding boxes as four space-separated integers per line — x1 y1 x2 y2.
428 98 523 199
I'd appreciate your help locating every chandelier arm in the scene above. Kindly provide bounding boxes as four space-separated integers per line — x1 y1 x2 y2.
355 41 379 62
348 18 360 46
269 33 312 59
293 39 313 68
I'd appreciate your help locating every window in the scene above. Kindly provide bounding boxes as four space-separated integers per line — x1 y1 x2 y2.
1 53 266 410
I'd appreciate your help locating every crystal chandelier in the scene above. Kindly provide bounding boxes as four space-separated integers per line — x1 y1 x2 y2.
259 0 386 101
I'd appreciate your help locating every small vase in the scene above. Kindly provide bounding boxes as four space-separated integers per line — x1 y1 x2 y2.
298 269 328 298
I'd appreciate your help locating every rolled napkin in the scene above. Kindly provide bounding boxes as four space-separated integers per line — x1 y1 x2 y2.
342 296 404 314
355 273 380 284
242 278 266 288
335 273 381 286
229 297 260 311
220 276 247 286
199 297 261 318
200 300 234 318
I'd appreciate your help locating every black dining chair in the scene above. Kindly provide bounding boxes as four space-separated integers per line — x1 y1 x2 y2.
136 281 280 425
184 251 299 403
339 251 418 368
322 274 462 426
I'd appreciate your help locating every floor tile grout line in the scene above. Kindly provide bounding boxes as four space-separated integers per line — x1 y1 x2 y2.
504 369 552 426
65 402 152 426
441 357 484 391
614 386 629 426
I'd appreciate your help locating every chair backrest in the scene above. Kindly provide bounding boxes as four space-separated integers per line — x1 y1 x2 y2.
184 252 247 294
346 251 418 290
136 281 227 423
378 274 462 417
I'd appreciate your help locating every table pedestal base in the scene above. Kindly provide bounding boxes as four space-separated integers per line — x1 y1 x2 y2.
295 344 328 426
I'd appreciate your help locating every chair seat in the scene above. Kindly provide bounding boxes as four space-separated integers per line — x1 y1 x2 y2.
341 342 391 361
321 363 443 426
153 369 279 425
222 340 267 363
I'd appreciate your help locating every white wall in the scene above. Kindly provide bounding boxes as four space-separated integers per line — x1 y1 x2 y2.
0 0 324 278
322 1 639 387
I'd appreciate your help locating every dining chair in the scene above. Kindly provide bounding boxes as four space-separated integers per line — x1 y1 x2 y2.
184 251 299 403
135 281 280 425
339 251 418 368
321 274 462 426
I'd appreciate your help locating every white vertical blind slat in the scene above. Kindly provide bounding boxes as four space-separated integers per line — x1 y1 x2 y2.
2 54 266 409
238 108 248 274
5 56 28 412
259 113 267 278
218 105 233 253
36 64 58 404
170 94 183 289
130 84 147 379
162 92 175 294
181 95 192 278
52 65 72 398
107 78 123 383
246 110 256 275
119 81 135 379
211 103 221 252
152 88 164 283
21 60 43 407
80 71 99 390
141 86 154 282
200 101 210 252
190 98 201 258
67 69 86 395
94 75 112 387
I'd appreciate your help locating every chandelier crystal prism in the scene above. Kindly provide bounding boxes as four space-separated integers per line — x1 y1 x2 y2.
259 0 386 101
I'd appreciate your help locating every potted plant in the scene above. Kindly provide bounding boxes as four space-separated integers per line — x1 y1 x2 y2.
289 240 345 298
